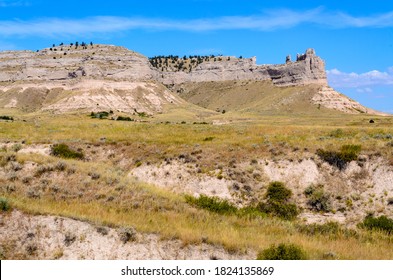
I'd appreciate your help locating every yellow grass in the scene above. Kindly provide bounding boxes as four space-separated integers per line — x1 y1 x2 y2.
1 109 393 259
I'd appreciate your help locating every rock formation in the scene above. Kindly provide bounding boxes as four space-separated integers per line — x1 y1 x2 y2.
0 44 384 115
156 48 327 86
0 45 182 114
0 46 326 86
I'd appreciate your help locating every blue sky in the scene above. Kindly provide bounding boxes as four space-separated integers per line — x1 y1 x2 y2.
0 0 392 113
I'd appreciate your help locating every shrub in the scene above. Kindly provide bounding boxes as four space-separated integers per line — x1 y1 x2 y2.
51 144 84 160
258 201 299 220
118 227 137 243
64 232 76 246
0 197 10 212
185 194 237 215
257 243 307 260
266 181 292 203
116 116 134 121
360 215 393 234
90 111 111 119
304 185 331 212
54 161 67 171
0 115 13 121
317 144 361 170
257 182 299 220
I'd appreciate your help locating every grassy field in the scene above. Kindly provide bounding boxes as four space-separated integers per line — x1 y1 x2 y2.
1 109 393 259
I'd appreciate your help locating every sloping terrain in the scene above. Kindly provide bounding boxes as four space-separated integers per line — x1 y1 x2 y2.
173 80 384 116
0 80 187 115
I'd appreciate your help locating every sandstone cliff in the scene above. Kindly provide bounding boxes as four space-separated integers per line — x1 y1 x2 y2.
0 46 326 86
154 48 327 86
0 44 384 115
0 45 184 114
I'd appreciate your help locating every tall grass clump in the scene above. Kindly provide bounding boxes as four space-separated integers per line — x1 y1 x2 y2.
51 144 84 160
257 182 299 220
317 144 361 170
257 243 307 260
185 194 237 215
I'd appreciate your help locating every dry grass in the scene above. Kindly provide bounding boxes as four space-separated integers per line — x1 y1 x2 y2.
1 109 393 259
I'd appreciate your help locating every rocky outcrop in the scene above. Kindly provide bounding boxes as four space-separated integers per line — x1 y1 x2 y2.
157 48 327 86
0 45 384 115
0 46 326 87
265 49 327 86
312 86 387 115
0 45 156 83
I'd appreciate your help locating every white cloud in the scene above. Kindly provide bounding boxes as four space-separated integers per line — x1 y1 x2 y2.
356 87 373 93
327 68 393 88
1 8 393 37
0 1 29 7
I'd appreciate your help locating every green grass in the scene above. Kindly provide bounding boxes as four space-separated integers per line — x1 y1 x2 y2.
185 194 237 215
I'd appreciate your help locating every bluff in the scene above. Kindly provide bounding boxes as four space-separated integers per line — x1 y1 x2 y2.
0 46 326 86
153 48 327 86
0 44 385 115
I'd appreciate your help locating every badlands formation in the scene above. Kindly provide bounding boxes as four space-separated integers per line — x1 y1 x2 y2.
1 44 393 260
0 44 382 115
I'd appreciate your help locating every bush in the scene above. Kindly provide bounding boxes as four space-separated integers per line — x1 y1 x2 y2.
51 144 84 160
0 115 13 121
258 201 298 220
304 185 331 212
266 181 292 203
90 111 111 119
116 116 134 121
257 182 299 220
118 227 137 243
0 197 10 212
317 144 361 170
185 194 237 215
257 243 307 260
360 215 393 234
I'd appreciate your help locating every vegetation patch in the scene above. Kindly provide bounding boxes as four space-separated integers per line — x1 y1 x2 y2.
0 115 14 121
257 182 299 220
257 243 308 260
118 227 137 243
304 184 331 212
116 116 134 121
317 144 361 170
185 194 237 215
0 197 10 212
51 144 84 160
360 215 393 234
90 111 112 119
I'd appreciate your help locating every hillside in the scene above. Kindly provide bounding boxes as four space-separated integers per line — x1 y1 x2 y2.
0 44 385 117
173 81 383 116
1 44 393 260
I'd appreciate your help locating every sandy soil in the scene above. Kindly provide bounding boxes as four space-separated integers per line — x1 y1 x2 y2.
0 210 254 260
